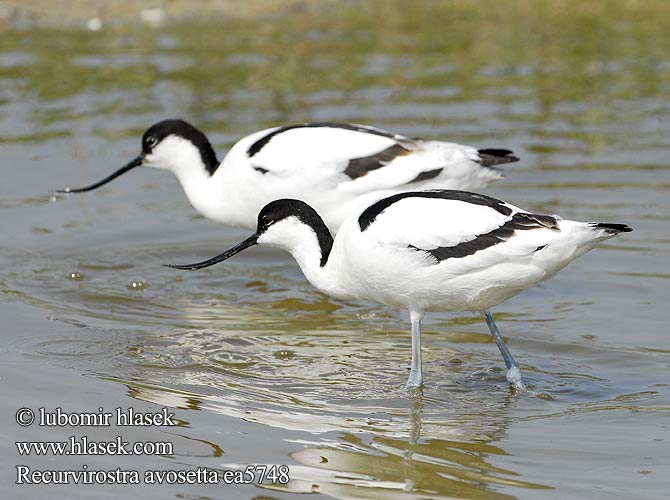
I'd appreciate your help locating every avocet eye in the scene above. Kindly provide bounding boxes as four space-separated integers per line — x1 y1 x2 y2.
146 136 157 149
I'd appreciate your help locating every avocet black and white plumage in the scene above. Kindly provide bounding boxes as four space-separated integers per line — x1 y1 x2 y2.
54 119 517 231
165 190 632 390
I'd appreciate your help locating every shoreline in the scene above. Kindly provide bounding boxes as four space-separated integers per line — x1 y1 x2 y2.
0 0 347 30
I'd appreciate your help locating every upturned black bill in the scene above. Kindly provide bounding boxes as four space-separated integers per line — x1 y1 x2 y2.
164 234 259 270
53 155 143 194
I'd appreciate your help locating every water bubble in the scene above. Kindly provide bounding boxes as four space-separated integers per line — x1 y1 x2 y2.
402 480 415 493
274 350 295 361
86 18 102 31
127 346 144 356
50 188 74 201
127 280 148 291
67 271 84 281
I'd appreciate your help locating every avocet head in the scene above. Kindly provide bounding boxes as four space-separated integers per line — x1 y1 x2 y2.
166 199 333 271
54 119 219 194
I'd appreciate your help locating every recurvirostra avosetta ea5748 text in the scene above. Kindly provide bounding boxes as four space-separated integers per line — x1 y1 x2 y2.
165 190 632 390
53 119 517 231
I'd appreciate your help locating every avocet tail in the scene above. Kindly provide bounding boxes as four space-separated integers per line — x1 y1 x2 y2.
477 148 519 168
589 222 633 234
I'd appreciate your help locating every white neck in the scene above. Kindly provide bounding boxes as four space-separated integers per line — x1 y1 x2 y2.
144 135 261 229
258 218 349 299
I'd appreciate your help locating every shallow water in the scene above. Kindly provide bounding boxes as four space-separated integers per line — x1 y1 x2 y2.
1 3 669 499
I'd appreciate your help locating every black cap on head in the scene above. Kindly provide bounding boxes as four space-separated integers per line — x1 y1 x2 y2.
256 199 333 266
142 119 220 175
256 199 319 232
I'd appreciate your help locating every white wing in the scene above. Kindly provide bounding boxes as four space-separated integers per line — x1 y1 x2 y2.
223 123 511 195
361 191 522 249
246 123 412 178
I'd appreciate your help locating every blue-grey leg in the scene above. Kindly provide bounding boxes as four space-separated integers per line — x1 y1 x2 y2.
482 311 525 390
406 311 424 389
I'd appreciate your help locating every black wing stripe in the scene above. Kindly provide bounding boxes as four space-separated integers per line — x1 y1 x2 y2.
343 143 410 179
406 168 443 184
409 212 559 262
359 190 514 232
247 122 398 157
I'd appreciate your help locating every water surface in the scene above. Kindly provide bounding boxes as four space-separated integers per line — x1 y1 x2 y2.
1 2 669 499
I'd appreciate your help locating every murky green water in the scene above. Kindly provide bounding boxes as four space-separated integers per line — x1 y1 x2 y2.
1 2 669 498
